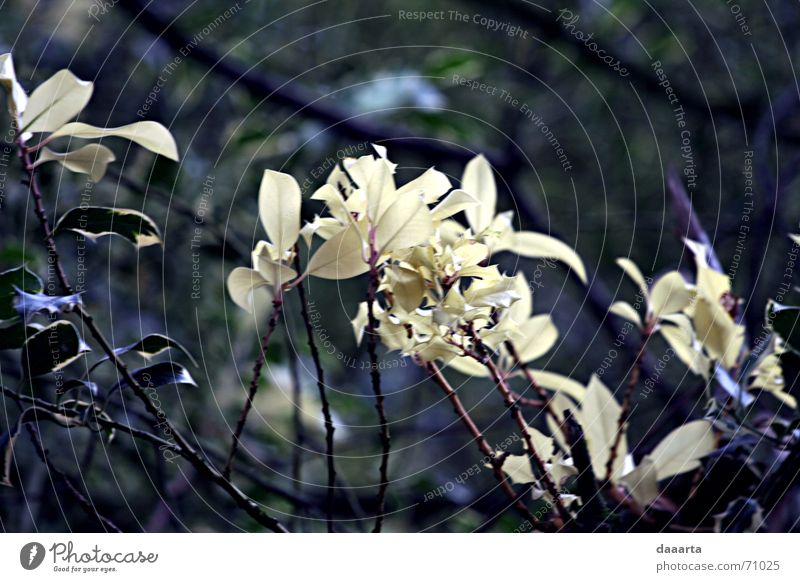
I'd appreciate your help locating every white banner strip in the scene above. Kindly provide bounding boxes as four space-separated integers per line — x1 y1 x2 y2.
1 533 798 580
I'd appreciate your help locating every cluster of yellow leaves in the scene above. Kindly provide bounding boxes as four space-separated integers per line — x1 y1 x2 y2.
227 171 301 312
610 240 744 378
496 374 717 507
1 53 178 181
228 146 588 368
610 240 794 408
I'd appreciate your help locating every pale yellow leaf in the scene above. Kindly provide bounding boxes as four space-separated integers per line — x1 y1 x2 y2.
386 264 425 311
438 219 466 246
375 192 434 253
251 242 297 286
48 121 179 161
351 302 369 345
445 355 491 377
461 154 496 232
21 69 92 133
621 457 659 506
526 426 554 460
398 167 453 203
227 267 272 313
499 453 535 485
33 144 115 182
577 374 626 481
513 231 587 284
616 257 648 299
516 315 558 362
527 370 586 403
650 420 715 479
650 271 694 318
659 322 710 378
508 272 532 323
431 189 479 221
694 296 744 369
610 301 642 328
306 223 368 280
258 170 301 252
0 53 28 119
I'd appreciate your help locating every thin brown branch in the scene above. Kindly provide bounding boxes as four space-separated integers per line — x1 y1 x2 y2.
467 331 571 526
223 295 284 479
14 398 123 533
423 361 550 530
293 251 336 533
504 340 565 433
605 328 650 483
366 234 390 533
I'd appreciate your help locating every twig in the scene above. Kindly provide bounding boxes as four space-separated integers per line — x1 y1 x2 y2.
16 140 288 533
223 295 285 479
288 345 305 526
466 332 571 526
423 361 549 530
504 340 564 433
605 328 650 483
366 231 390 533
14 399 123 533
293 251 336 532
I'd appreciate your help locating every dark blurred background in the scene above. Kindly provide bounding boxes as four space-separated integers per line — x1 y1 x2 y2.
2 0 800 532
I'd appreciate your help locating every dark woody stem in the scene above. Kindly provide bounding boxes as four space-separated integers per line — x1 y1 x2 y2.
366 227 390 533
293 251 337 533
223 294 284 479
17 138 287 533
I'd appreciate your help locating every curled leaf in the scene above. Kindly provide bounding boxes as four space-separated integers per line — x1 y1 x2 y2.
21 321 90 377
0 266 43 320
48 121 179 161
227 267 272 313
14 288 82 323
114 362 198 391
33 144 115 182
513 231 587 284
610 301 642 328
53 206 162 248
